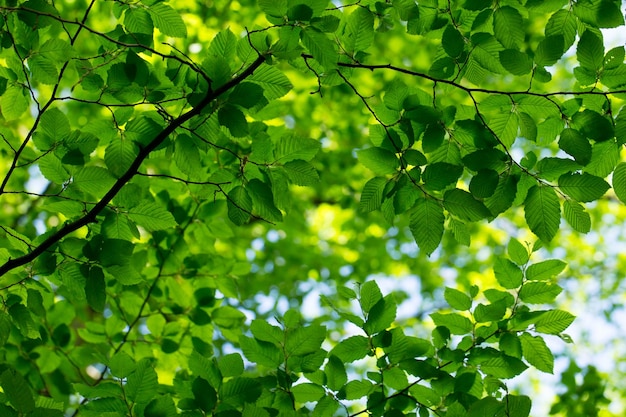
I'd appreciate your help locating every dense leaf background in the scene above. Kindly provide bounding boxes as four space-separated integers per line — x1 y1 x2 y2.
0 0 625 416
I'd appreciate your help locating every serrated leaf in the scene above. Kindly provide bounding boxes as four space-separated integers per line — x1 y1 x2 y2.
500 49 533 75
559 128 591 165
519 282 562 304
357 147 398 175
364 295 397 334
535 35 564 67
494 258 523 289
558 172 609 202
126 359 158 404
525 259 567 281
480 354 528 379
534 310 575 334
85 266 106 313
275 136 320 162
546 9 577 51
422 162 463 191
105 138 138 178
572 109 614 142
360 177 387 212
240 336 283 368
127 201 178 231
430 312 473 335
488 110 519 148
330 335 370 362
302 27 337 69
444 287 472 310
227 186 253 225
360 281 382 313
148 2 187 38
283 160 319 186
247 179 283 222
577 30 604 71
520 333 554 373
345 7 375 53
563 200 591 233
524 185 560 242
292 383 325 403
410 198 444 256
0 369 35 413
285 324 326 356
1 85 28 121
442 25 465 58
508 238 529 265
494 6 524 49
73 167 116 197
612 162 626 204
249 65 293 99
444 189 491 222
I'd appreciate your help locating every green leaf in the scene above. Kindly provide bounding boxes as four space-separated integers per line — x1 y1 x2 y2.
558 172 609 202
249 65 293 99
469 169 499 198
291 383 325 403
240 336 283 368
546 9 577 51
535 310 575 334
0 369 35 413
410 198 444 256
126 359 158 404
508 238 529 265
360 281 382 314
1 85 29 121
520 333 554 373
493 6 524 49
285 324 326 356
563 200 591 233
525 259 567 281
330 335 370 363
559 128 591 165
218 353 244 378
577 30 604 71
341 380 375 400
535 35 564 67
444 287 472 311
364 295 397 335
258 0 287 17
422 162 463 191
105 137 138 178
613 162 626 204
283 160 319 186
325 355 347 391
524 185 560 242
218 104 248 137
85 266 106 313
148 2 187 37
494 258 523 289
430 312 473 335
500 49 533 75
488 110 519 148
219 377 262 407
357 147 398 175
443 189 491 222
212 305 246 329
227 186 253 225
127 201 178 231
344 7 375 53
247 179 283 222
504 395 532 417
480 354 528 379
442 25 465 58
572 109 614 142
301 27 337 69
360 177 387 212
519 282 562 304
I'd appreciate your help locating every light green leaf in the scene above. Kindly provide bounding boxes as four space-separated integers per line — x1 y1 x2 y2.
500 49 533 75
558 172 609 202
612 162 626 204
443 189 491 222
410 198 444 256
325 355 347 391
535 35 564 67
546 9 577 51
301 27 338 69
524 185 560 242
534 310 575 334
488 110 519 148
73 167 116 197
563 200 591 233
1 85 28 121
357 147 398 175
525 259 567 281
239 336 283 368
148 2 187 37
584 140 620 177
283 160 319 186
249 64 293 99
444 287 472 311
559 128 591 165
430 312 473 335
126 359 158 404
422 162 463 191
285 324 326 356
494 6 524 48
0 369 35 413
106 137 138 178
359 177 387 212
364 295 397 335
275 136 320 162
247 179 283 222
508 238 529 265
577 30 604 71
127 201 178 231
291 383 325 403
520 333 554 373
345 7 375 53
360 280 382 313
519 282 562 304
494 258 523 289
330 335 370 363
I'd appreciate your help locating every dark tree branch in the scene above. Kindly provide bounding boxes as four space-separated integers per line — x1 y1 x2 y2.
0 53 268 280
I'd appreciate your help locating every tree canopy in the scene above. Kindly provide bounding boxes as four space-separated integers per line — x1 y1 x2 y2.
0 0 625 416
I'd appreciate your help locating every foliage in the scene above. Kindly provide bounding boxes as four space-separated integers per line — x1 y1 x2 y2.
0 0 624 416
